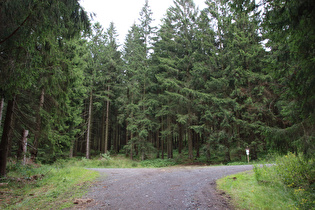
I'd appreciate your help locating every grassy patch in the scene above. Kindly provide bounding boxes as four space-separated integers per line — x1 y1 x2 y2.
1 163 98 209
217 171 298 209
140 158 178 167
217 153 315 210
69 154 141 168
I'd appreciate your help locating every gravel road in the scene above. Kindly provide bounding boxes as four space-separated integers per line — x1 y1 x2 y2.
74 165 253 210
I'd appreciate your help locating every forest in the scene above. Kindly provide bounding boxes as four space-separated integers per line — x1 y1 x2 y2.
0 0 314 177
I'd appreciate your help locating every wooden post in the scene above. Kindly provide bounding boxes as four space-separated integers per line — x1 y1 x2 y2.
22 130 29 165
246 147 250 163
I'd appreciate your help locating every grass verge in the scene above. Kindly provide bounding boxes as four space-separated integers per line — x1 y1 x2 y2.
217 153 315 210
0 164 98 209
217 171 299 209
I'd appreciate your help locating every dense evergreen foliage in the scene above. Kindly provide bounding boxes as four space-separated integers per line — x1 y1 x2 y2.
1 0 314 176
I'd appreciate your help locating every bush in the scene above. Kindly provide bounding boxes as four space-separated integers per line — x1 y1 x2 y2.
253 153 315 209
274 153 314 189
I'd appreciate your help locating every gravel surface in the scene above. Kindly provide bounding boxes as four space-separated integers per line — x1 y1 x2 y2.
72 165 253 210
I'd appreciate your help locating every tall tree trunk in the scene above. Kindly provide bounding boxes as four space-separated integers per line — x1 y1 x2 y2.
101 107 106 153
178 124 183 154
0 97 4 129
188 128 193 160
161 117 164 159
125 121 129 146
224 129 231 163
104 85 110 153
196 132 200 158
129 91 134 160
205 122 211 161
69 139 75 158
167 115 172 159
188 106 193 160
86 90 93 159
130 131 133 160
156 130 160 158
114 123 119 153
22 130 29 165
31 88 45 161
0 97 15 177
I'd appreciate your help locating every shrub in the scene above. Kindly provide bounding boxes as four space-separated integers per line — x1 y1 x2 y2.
100 152 111 161
274 153 314 189
253 153 315 209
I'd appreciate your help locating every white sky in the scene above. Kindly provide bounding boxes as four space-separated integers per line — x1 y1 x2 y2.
79 0 207 45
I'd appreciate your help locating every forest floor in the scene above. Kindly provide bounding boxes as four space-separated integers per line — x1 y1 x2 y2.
70 165 253 209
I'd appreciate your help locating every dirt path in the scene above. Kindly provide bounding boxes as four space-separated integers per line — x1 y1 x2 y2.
74 165 253 210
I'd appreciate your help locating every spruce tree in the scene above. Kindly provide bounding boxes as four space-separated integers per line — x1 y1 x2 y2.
121 1 156 160
152 0 199 159
0 0 90 175
262 0 315 156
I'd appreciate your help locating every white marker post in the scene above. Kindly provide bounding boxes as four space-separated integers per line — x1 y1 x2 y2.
246 147 250 163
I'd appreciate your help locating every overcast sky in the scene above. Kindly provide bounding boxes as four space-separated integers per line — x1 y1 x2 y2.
79 0 207 45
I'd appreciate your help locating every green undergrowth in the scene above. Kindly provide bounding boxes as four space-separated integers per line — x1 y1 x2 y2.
217 153 315 210
58 154 184 168
1 163 98 209
57 154 141 168
140 158 178 167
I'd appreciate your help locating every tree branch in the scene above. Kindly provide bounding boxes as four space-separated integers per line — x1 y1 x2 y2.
0 13 32 44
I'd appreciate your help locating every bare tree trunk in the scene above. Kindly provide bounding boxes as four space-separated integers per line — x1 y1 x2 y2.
101 108 105 153
178 124 183 154
86 90 93 159
205 122 211 162
129 92 134 160
188 128 193 160
188 107 193 160
161 117 164 159
196 132 200 158
69 139 74 158
167 115 172 159
0 97 4 129
22 130 29 165
113 123 118 153
130 133 133 160
31 88 45 161
0 97 15 177
125 121 129 145
156 130 160 158
104 85 110 153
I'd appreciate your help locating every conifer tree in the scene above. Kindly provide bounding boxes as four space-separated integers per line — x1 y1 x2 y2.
121 0 156 160
0 0 90 175
103 22 123 154
262 0 315 156
152 0 199 159
84 22 108 158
